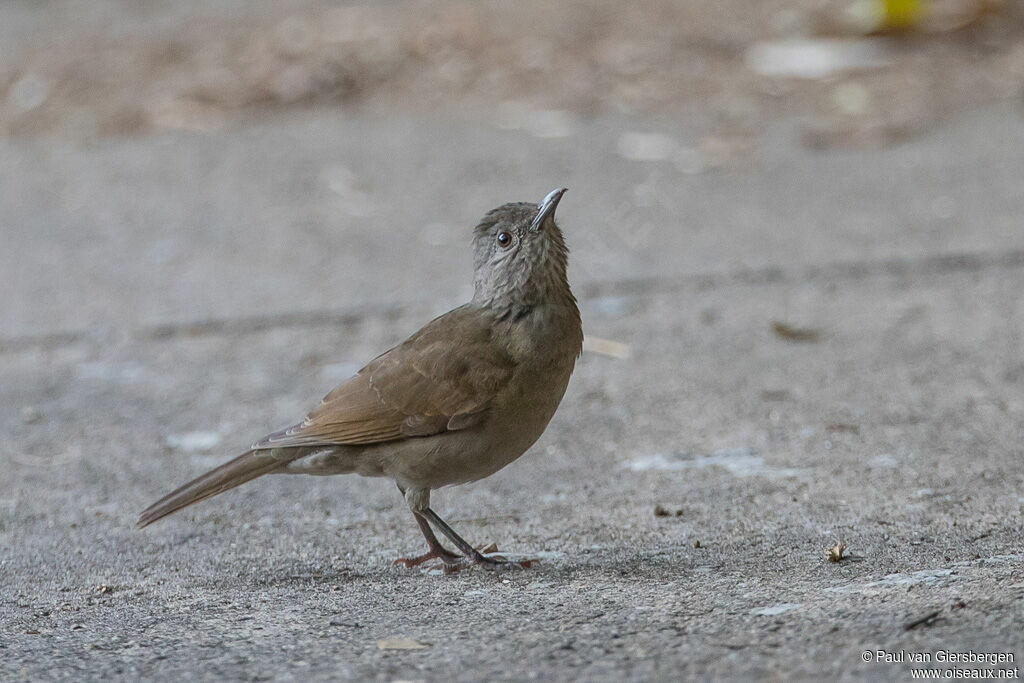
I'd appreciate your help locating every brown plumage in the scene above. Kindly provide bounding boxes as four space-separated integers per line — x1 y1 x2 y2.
138 188 582 570
254 305 516 448
136 450 285 528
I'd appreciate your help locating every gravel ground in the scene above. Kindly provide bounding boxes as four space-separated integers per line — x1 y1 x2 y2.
2 102 1024 680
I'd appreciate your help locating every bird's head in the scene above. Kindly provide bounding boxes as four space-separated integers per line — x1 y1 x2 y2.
471 188 572 314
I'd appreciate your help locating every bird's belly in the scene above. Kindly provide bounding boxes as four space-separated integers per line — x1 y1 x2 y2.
392 370 571 489
402 422 547 489
450 419 549 485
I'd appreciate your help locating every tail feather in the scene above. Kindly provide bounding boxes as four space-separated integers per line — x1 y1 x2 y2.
136 450 284 528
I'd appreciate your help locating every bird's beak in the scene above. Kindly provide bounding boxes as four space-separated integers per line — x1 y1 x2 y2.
531 187 568 232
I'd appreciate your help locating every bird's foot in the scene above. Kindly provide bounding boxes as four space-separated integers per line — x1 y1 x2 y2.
407 547 511 574
394 542 537 573
392 548 462 569
471 555 536 571
467 543 536 571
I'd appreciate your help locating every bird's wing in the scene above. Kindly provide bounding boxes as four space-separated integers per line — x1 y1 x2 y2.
253 306 515 449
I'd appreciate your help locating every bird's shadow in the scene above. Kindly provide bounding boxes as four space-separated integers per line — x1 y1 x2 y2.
143 542 712 592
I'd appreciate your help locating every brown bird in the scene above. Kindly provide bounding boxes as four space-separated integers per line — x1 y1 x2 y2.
138 188 583 570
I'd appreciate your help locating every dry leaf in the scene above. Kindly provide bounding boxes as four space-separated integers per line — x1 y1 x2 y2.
653 505 683 517
582 336 631 359
826 541 848 563
826 423 860 434
377 637 430 650
772 321 823 342
760 389 791 401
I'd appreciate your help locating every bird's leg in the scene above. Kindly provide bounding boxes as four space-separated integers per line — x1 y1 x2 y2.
393 512 462 568
393 483 461 568
420 507 508 567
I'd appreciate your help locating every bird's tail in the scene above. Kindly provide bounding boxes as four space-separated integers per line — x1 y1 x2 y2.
136 450 284 528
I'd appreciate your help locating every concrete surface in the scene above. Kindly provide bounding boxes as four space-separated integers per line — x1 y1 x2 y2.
2 105 1024 681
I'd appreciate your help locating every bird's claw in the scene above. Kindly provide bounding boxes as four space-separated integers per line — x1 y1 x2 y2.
395 541 536 573
392 549 462 568
469 546 535 571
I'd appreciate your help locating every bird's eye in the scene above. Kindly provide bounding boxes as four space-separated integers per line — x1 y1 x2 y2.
496 231 512 248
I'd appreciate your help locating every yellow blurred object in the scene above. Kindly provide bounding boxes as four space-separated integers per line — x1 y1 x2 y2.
881 0 926 29
837 0 1004 35
844 0 925 33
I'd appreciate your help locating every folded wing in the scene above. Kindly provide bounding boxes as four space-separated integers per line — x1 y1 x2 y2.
253 306 515 449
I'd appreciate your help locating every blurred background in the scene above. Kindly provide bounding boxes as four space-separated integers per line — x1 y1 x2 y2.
3 2 1024 679
2 0 1022 339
